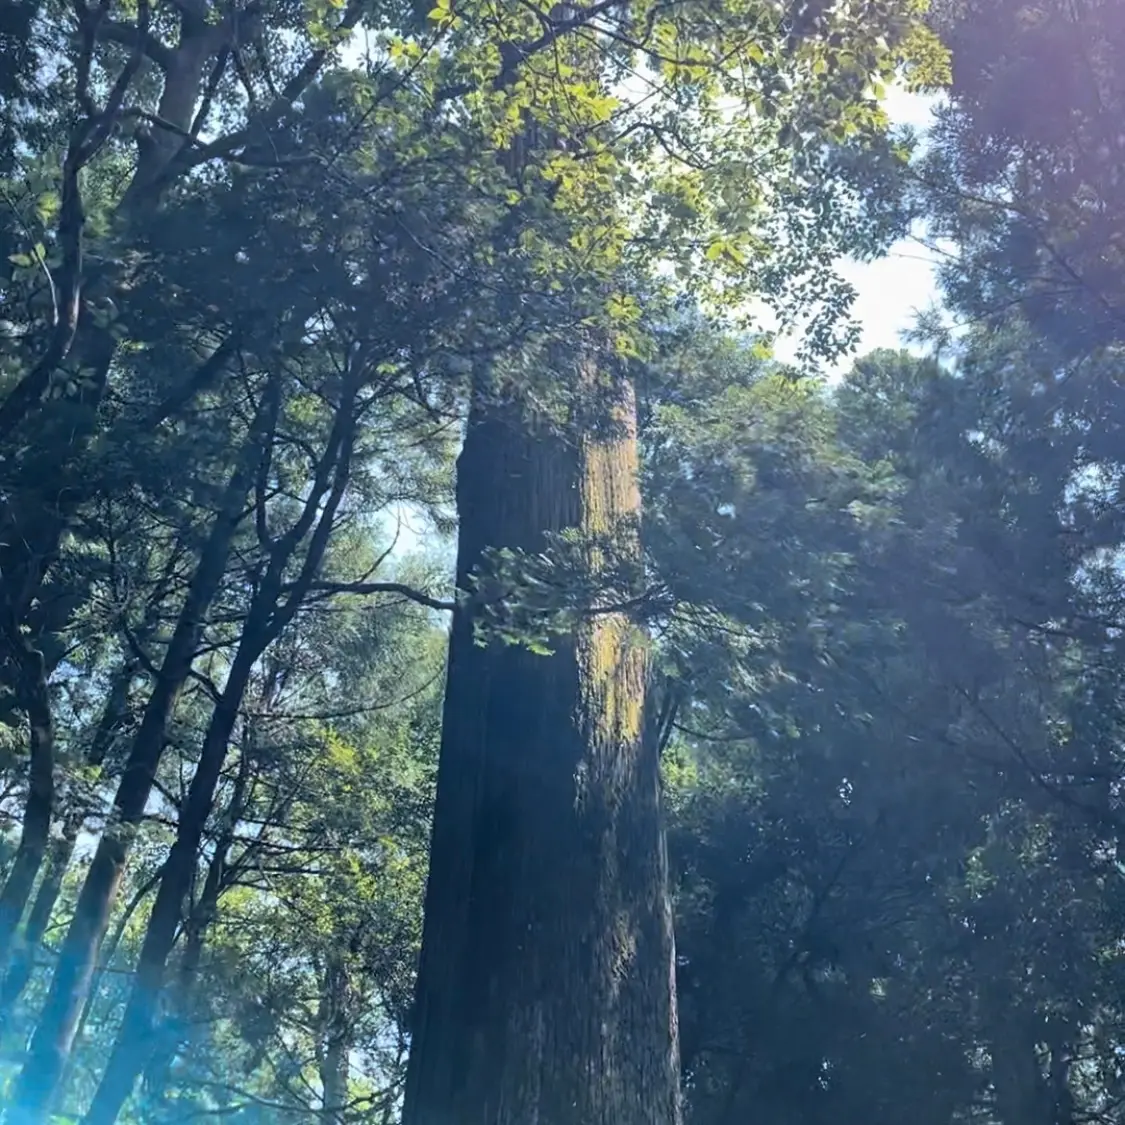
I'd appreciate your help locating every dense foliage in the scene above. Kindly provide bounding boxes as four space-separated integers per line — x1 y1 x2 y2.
1 0 1124 1121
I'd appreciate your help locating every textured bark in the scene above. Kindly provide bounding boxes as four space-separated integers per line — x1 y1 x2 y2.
401 365 682 1125
6 426 264 1123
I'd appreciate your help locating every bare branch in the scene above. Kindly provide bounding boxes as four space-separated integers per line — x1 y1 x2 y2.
94 18 175 70
174 0 367 176
300 581 456 613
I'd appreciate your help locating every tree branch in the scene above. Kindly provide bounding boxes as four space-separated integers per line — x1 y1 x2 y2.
299 581 455 613
172 0 366 177
0 0 149 440
94 18 175 70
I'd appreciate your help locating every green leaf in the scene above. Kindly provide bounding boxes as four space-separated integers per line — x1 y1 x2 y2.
34 191 59 223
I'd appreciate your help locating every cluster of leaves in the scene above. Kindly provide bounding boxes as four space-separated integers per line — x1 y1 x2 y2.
649 3 1125 1123
648 328 1125 1125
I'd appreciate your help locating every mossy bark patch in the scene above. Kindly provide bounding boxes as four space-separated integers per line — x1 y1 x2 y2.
403 360 682 1125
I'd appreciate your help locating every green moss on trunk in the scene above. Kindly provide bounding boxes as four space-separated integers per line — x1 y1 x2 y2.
402 362 681 1125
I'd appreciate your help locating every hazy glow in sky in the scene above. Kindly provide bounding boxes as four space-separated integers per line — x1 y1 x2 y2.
773 85 942 374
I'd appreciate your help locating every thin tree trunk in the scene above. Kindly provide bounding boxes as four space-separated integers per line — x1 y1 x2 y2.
81 642 258 1125
401 362 682 1125
0 819 77 1025
320 1034 351 1124
318 955 353 1125
70 867 165 1070
136 783 246 1121
0 656 54 970
0 658 139 1023
0 329 117 965
83 394 357 1124
0 6 242 967
6 420 266 1123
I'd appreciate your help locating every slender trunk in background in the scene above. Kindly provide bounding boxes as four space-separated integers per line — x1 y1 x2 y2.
401 361 682 1125
82 642 259 1125
84 394 355 1125
66 866 165 1086
0 658 139 1024
6 423 265 1124
136 800 242 1121
0 0 245 995
0 655 54 972
0 820 76 1024
0 331 117 964
318 955 353 1125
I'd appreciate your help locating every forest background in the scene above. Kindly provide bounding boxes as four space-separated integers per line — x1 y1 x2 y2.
2 1 1124 1124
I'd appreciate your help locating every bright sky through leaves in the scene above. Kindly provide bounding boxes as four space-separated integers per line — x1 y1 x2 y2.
772 85 941 376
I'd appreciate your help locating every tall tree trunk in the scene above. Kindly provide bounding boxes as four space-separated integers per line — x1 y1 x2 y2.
0 329 117 965
0 2 243 968
401 363 682 1125
6 423 265 1123
136 795 244 1122
0 818 77 1027
66 866 165 1087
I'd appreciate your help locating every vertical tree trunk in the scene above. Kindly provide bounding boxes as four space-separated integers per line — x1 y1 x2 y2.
82 643 259 1125
318 955 353 1125
0 331 117 951
66 867 165 1089
6 424 264 1124
83 393 356 1125
0 658 54 970
136 802 243 1122
401 363 682 1125
0 818 77 1026
0 657 139 1023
